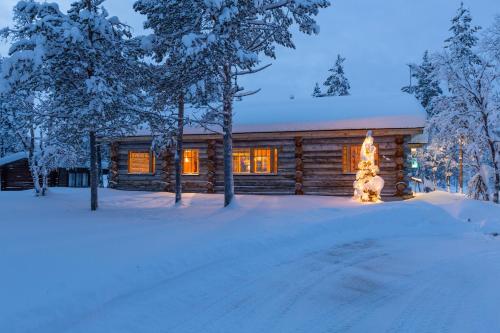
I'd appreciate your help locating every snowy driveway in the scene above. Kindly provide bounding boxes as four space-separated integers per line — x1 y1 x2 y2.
1 189 499 333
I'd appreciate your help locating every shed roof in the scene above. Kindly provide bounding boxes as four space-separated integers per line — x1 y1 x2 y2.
0 152 27 167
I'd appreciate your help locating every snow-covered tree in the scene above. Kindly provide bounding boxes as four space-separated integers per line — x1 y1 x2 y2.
133 1 220 204
323 54 350 96
401 50 442 115
428 4 499 203
0 3 68 195
482 15 500 62
142 0 330 206
444 3 481 61
0 60 22 158
418 139 457 191
353 131 384 202
467 165 491 200
16 0 148 209
312 82 322 97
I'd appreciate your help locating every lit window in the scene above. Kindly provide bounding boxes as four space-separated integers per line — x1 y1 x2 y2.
342 144 379 174
183 149 199 175
233 149 251 174
253 148 272 173
128 151 155 174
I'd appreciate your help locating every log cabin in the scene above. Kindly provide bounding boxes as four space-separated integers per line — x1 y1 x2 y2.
109 94 425 198
0 152 105 191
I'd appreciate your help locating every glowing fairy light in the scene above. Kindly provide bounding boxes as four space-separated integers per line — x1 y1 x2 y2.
353 131 385 202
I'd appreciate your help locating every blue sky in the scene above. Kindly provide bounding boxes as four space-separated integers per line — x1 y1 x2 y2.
1 0 499 102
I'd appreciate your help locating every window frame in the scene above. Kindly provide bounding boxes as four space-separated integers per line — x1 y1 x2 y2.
342 143 379 174
233 148 252 174
253 147 273 174
182 148 200 175
232 147 278 175
128 151 156 175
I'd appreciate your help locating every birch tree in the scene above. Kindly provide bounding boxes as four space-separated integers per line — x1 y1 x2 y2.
0 2 65 195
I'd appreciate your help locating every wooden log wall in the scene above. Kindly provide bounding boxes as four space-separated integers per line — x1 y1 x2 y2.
112 132 415 197
109 142 119 189
161 149 173 192
207 140 217 193
301 135 401 196
169 141 211 193
114 141 164 191
295 137 304 195
213 138 296 195
0 159 33 191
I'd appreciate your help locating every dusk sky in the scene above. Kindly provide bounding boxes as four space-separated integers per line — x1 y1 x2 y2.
1 0 498 102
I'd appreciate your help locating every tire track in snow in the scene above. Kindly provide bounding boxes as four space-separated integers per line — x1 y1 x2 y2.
385 249 500 333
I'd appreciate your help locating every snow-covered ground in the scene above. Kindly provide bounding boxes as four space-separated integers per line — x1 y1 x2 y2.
1 189 499 333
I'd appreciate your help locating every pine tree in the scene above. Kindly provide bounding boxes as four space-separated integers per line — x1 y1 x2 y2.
312 82 322 97
134 1 219 205
23 0 147 209
444 2 481 61
401 51 442 115
323 54 350 96
142 0 331 207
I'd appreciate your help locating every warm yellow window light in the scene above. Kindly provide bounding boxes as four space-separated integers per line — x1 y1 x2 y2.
233 149 251 173
253 148 272 173
183 149 199 175
342 144 379 174
128 151 155 174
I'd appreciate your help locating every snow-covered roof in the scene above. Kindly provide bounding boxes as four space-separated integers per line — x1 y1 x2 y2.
136 92 426 136
409 132 429 144
0 152 27 167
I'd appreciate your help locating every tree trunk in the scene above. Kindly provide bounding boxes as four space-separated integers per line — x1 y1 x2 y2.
490 147 499 204
458 140 463 194
97 143 103 188
41 170 48 196
28 126 41 196
175 94 184 204
89 131 98 211
222 64 234 207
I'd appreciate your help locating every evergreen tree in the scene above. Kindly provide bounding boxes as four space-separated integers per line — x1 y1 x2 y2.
429 4 499 203
312 82 322 97
444 2 481 62
353 131 384 202
140 0 331 207
6 0 147 208
323 54 350 96
134 1 218 205
401 51 442 115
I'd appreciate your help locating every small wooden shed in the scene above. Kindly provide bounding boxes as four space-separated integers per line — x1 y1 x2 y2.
0 153 99 191
0 153 34 191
